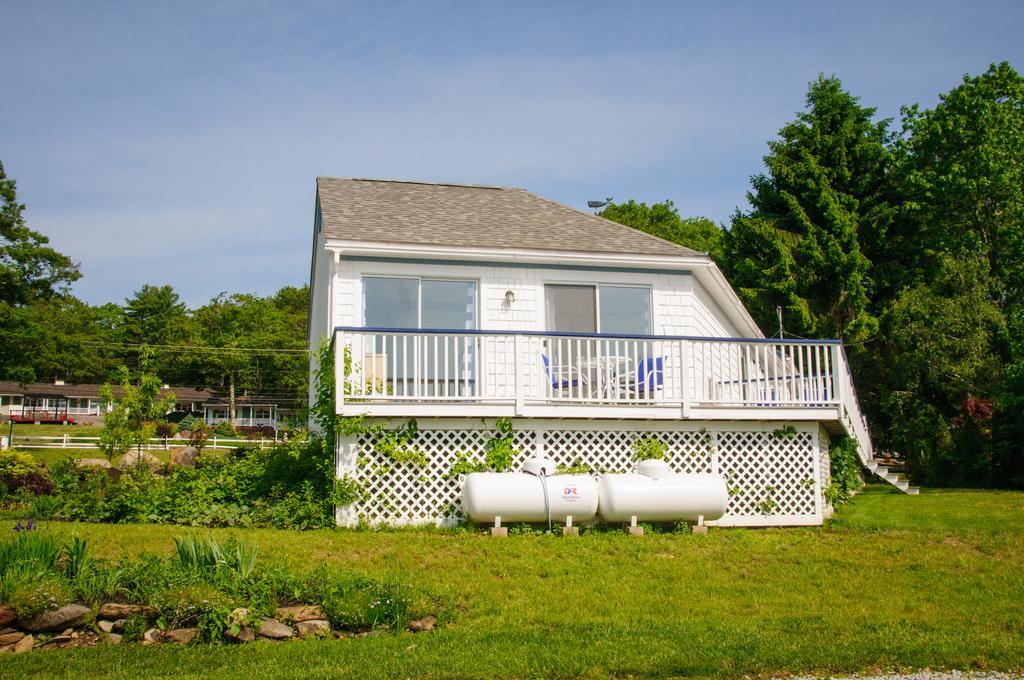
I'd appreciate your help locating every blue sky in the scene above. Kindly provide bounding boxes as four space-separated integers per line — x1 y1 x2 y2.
2 1 1022 306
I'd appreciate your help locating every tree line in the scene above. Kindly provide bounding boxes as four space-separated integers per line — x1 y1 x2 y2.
601 62 1024 489
0 165 309 419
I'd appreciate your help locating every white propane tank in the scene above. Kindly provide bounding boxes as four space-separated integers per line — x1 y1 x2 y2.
462 468 599 524
599 459 728 523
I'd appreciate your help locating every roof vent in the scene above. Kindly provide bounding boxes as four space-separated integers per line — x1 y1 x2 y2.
54 379 65 386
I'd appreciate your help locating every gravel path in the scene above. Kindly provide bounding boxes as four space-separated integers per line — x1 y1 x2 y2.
796 672 1023 680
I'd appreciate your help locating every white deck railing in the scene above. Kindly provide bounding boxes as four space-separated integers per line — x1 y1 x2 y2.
334 327 848 414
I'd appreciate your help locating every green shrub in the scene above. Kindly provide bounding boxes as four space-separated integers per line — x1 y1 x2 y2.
825 436 864 505
177 414 199 431
155 421 178 438
152 582 234 629
121 613 149 642
0 450 53 496
632 436 667 461
213 421 237 437
3 565 73 619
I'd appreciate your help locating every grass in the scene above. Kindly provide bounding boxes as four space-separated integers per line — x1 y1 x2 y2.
10 448 176 467
1 486 1023 678
4 423 103 437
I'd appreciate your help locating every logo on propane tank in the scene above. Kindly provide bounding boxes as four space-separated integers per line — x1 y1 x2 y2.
561 486 579 501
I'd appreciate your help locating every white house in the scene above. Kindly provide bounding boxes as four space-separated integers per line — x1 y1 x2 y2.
0 380 284 430
308 177 913 528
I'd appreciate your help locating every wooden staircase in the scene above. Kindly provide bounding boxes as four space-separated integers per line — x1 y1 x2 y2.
863 458 920 494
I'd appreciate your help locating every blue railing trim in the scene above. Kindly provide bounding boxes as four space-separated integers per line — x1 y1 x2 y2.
332 326 842 346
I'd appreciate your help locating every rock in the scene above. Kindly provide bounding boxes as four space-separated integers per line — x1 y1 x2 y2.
257 618 293 640
407 615 437 633
76 457 112 469
98 602 150 619
20 604 90 632
225 626 255 643
0 631 24 646
142 628 162 644
106 466 123 481
14 635 34 653
294 619 331 638
169 446 200 468
0 605 15 626
166 628 198 644
111 619 126 633
228 607 250 625
117 451 162 471
275 605 325 623
97 620 115 633
48 634 74 645
104 633 122 645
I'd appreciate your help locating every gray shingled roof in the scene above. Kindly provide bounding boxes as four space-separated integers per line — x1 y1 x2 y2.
0 381 211 401
316 177 704 258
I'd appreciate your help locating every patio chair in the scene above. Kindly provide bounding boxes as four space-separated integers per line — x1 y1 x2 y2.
621 357 664 397
541 354 585 391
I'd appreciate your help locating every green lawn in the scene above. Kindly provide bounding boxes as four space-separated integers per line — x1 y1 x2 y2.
4 422 103 437
2 486 1023 678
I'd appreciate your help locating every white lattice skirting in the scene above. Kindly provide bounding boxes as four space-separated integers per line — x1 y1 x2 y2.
336 419 832 528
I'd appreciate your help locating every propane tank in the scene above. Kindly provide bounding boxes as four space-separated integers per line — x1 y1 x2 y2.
599 460 728 523
461 458 598 524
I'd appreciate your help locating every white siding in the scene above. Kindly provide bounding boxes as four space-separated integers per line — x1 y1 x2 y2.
307 225 331 418
329 257 743 339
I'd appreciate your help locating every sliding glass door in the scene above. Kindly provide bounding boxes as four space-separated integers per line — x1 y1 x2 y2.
363 277 477 396
544 284 653 398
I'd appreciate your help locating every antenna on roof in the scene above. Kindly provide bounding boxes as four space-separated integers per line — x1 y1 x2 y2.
587 197 613 209
776 306 785 339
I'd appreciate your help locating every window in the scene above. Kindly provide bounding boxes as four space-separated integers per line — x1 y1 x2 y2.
363 277 476 330
545 284 651 335
599 285 652 334
363 277 418 329
363 276 478 395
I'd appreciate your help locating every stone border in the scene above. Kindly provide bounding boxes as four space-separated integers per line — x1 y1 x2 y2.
0 603 437 654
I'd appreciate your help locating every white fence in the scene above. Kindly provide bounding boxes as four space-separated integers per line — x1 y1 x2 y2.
9 435 280 452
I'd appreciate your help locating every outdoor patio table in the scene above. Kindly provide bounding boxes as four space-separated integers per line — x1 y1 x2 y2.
576 356 632 398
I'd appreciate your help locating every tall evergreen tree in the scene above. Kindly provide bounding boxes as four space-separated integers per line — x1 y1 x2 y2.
121 284 190 347
721 75 895 343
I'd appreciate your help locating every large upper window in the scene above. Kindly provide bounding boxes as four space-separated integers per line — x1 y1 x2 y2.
545 284 651 335
363 277 477 329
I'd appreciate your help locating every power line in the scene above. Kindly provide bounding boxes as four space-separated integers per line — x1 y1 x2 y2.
80 341 309 355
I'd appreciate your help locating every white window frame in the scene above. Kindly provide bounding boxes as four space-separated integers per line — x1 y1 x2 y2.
361 275 479 330
543 282 653 334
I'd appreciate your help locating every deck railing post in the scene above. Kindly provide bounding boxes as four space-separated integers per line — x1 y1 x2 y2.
513 334 525 415
680 339 691 418
342 329 350 413
831 343 845 407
